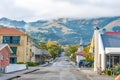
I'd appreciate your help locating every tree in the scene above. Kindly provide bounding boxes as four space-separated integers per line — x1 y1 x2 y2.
46 41 58 48
69 45 78 54
71 53 76 61
65 45 78 61
84 45 94 62
39 39 47 49
65 51 71 56
46 41 61 59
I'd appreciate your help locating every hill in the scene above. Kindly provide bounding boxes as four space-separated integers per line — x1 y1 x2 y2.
0 17 120 45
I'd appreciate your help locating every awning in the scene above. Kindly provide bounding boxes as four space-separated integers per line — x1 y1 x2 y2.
76 51 85 56
106 52 120 56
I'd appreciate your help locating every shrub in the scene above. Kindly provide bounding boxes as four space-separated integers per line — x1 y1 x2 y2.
113 64 120 75
36 62 40 65
105 69 111 75
17 62 25 64
26 62 40 66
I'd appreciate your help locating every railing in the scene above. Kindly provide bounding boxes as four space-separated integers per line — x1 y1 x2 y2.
3 40 20 44
10 54 17 57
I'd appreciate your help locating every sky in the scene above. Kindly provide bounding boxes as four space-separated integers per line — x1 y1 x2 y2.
0 0 120 22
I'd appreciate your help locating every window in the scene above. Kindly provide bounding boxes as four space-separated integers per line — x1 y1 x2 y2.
10 58 17 64
12 36 20 44
3 36 10 43
3 36 20 44
10 47 17 56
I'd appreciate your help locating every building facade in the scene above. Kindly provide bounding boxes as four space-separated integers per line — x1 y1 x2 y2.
31 45 45 64
0 28 33 64
76 37 85 65
90 29 120 72
0 44 12 72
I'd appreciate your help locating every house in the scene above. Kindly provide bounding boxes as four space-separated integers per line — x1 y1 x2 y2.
0 28 33 64
0 44 12 72
42 49 51 58
76 37 85 65
31 43 52 64
90 29 120 72
31 44 45 64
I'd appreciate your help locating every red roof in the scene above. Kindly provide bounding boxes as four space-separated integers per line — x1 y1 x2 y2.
0 28 26 35
76 51 85 56
106 32 120 35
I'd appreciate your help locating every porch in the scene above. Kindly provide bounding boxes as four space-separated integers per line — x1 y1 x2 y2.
35 55 45 64
105 48 120 68
106 53 120 68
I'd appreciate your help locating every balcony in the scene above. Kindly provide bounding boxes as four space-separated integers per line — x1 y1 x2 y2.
3 40 20 45
3 36 20 45
10 54 17 57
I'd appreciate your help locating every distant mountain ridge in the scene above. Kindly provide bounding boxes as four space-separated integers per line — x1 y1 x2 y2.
0 16 120 45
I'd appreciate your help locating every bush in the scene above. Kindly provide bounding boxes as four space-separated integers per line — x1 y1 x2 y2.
92 63 94 68
26 62 40 66
113 64 120 75
105 69 112 75
17 62 25 64
36 62 40 65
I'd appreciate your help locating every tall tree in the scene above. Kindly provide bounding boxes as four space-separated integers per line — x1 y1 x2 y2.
46 41 61 59
84 45 94 62
39 39 47 49
66 45 78 61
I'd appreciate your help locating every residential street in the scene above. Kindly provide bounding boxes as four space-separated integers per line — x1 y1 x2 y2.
12 54 90 80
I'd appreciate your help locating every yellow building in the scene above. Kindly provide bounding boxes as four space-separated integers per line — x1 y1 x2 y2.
0 28 33 64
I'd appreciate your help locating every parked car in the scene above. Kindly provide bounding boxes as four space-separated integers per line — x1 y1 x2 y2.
79 60 93 68
84 61 93 67
79 60 85 67
65 57 69 61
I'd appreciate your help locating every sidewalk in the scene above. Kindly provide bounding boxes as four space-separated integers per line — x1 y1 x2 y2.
0 62 50 80
80 69 114 80
70 61 115 80
0 67 38 80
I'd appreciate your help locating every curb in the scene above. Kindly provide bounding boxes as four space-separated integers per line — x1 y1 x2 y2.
0 68 39 80
7 68 39 80
0 63 50 80
39 63 49 67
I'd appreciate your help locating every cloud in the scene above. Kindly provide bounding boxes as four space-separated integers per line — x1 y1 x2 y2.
0 0 120 21
0 0 33 21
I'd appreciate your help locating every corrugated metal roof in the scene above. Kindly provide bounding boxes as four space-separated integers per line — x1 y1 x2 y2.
101 34 120 47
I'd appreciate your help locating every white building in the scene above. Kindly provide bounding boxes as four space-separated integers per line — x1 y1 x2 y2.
76 37 85 65
90 29 120 72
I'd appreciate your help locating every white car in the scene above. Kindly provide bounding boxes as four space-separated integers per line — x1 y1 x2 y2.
65 57 69 61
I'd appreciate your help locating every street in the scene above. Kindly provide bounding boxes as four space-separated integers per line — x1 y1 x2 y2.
12 53 90 80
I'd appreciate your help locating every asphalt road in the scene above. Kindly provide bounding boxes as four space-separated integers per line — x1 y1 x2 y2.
12 53 90 80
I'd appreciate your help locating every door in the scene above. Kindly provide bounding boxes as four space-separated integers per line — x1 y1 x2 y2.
10 58 17 64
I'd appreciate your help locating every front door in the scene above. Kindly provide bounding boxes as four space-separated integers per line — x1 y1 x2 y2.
10 58 17 64
114 56 119 65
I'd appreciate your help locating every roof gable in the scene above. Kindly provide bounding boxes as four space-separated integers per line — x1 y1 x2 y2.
0 44 13 53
